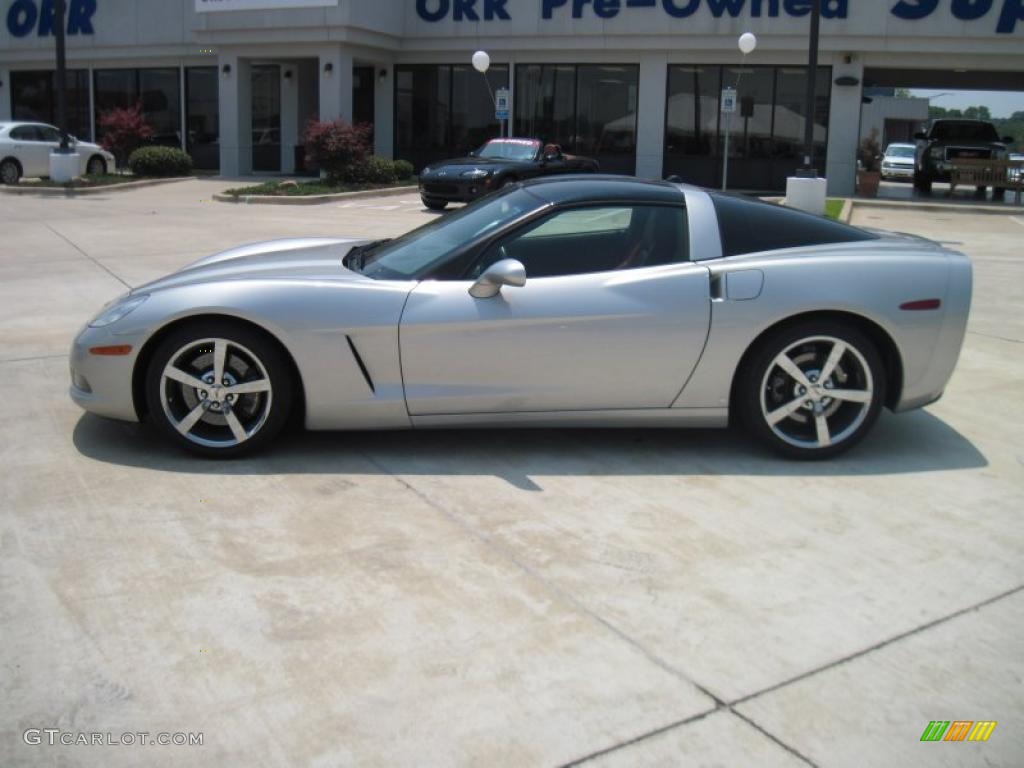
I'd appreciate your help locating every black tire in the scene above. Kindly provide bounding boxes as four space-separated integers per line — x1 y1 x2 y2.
0 158 22 185
913 172 931 194
737 321 886 460
86 155 107 175
993 187 1006 198
422 196 448 211
144 320 293 457
975 185 987 194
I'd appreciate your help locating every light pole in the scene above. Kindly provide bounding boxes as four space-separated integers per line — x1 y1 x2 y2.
722 32 757 191
799 0 821 175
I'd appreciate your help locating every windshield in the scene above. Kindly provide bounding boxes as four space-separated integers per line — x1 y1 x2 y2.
930 121 999 142
885 145 915 158
478 139 541 162
360 188 542 280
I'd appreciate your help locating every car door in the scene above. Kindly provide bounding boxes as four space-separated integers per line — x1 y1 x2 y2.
399 204 711 416
9 125 49 177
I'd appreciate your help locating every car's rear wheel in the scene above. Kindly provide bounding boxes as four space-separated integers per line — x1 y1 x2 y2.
422 196 448 211
993 187 1006 198
145 321 292 457
87 155 107 175
738 322 886 459
1 158 22 185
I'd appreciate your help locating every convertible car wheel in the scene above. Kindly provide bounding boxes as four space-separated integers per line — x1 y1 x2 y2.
422 197 448 211
739 322 885 459
87 155 107 175
145 322 292 457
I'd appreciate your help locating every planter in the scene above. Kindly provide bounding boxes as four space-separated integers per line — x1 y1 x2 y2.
857 170 881 198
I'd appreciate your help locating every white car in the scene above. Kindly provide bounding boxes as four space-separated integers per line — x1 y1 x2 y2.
0 121 116 184
880 142 916 181
1010 153 1024 183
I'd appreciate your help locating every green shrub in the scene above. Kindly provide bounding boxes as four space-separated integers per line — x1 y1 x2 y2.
128 146 193 177
393 159 414 180
339 156 401 184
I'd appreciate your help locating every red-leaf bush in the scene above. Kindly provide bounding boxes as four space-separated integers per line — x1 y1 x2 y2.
303 119 372 182
98 104 154 169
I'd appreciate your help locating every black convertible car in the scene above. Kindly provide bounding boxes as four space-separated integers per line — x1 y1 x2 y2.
418 138 599 210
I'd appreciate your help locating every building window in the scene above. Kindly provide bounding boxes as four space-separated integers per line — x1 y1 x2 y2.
395 64 509 172
93 68 182 149
186 67 219 171
664 64 831 191
515 64 639 175
10 70 90 140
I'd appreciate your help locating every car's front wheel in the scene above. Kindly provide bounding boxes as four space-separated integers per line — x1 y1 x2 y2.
422 196 448 211
738 322 885 459
913 172 932 193
1 158 22 185
145 321 293 457
86 155 107 175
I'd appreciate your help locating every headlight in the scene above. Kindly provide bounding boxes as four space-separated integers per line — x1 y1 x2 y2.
89 294 149 328
461 168 491 179
422 166 432 176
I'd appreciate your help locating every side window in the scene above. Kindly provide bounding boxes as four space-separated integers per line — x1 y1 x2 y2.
37 126 62 143
10 126 41 141
470 204 688 280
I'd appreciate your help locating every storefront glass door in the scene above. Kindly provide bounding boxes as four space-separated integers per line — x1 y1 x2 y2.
251 65 281 172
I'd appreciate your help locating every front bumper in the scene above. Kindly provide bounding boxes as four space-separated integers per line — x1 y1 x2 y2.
882 164 914 179
419 177 491 203
69 325 144 422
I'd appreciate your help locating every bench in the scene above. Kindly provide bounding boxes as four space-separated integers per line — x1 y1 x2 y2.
949 158 1024 204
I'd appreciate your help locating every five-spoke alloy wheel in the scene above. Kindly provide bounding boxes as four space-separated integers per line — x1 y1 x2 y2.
739 322 885 459
146 322 292 456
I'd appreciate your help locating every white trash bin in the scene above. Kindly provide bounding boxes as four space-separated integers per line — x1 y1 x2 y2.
49 151 81 183
785 176 827 216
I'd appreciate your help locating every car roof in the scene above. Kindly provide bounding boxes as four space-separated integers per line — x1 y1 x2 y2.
885 142 915 148
519 175 685 205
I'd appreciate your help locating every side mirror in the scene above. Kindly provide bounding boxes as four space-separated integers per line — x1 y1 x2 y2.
469 257 526 299
913 132 927 141
1002 136 1014 144
468 149 478 157
543 153 559 163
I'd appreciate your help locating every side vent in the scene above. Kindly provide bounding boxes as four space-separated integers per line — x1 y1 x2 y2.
346 335 375 394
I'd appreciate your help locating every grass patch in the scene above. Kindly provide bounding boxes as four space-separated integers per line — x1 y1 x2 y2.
824 198 846 220
21 173 177 189
224 178 416 197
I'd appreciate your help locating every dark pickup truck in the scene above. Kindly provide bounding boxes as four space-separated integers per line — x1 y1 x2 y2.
914 119 1014 195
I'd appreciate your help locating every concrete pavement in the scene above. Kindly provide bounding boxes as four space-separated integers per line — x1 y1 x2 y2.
0 179 1021 766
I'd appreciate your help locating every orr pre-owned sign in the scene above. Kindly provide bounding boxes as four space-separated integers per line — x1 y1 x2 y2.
196 0 336 10
415 0 1024 33
6 0 96 37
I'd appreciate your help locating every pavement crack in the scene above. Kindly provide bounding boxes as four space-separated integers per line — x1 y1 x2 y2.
967 330 1023 344
359 452 726 706
728 710 820 767
731 583 1024 707
0 354 66 365
45 223 132 289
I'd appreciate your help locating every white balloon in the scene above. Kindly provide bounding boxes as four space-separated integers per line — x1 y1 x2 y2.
472 50 491 73
738 32 758 55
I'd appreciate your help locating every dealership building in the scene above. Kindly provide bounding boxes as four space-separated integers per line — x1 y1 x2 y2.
1 0 1022 194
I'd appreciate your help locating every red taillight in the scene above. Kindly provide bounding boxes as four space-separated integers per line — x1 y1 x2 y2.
89 345 133 356
899 299 941 311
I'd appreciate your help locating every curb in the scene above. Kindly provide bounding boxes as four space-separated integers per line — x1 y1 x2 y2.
215 184 419 205
850 197 1023 216
839 198 854 223
0 176 193 196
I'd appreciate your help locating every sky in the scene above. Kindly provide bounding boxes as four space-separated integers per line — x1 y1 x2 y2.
909 89 1024 119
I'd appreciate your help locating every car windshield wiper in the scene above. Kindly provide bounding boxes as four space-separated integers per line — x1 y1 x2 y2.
343 239 391 273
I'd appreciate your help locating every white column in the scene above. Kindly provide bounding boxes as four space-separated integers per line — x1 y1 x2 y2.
218 54 252 176
374 65 393 158
281 67 299 173
0 66 11 121
318 47 353 123
825 57 864 197
635 52 667 180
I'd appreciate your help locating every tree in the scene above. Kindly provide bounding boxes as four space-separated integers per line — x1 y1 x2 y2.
962 105 992 121
894 88 913 99
98 104 153 169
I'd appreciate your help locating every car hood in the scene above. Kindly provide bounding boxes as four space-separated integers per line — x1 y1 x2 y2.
424 156 518 172
75 139 108 153
132 237 371 293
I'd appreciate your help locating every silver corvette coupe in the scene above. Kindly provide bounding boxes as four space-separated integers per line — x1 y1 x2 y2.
70 177 971 459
